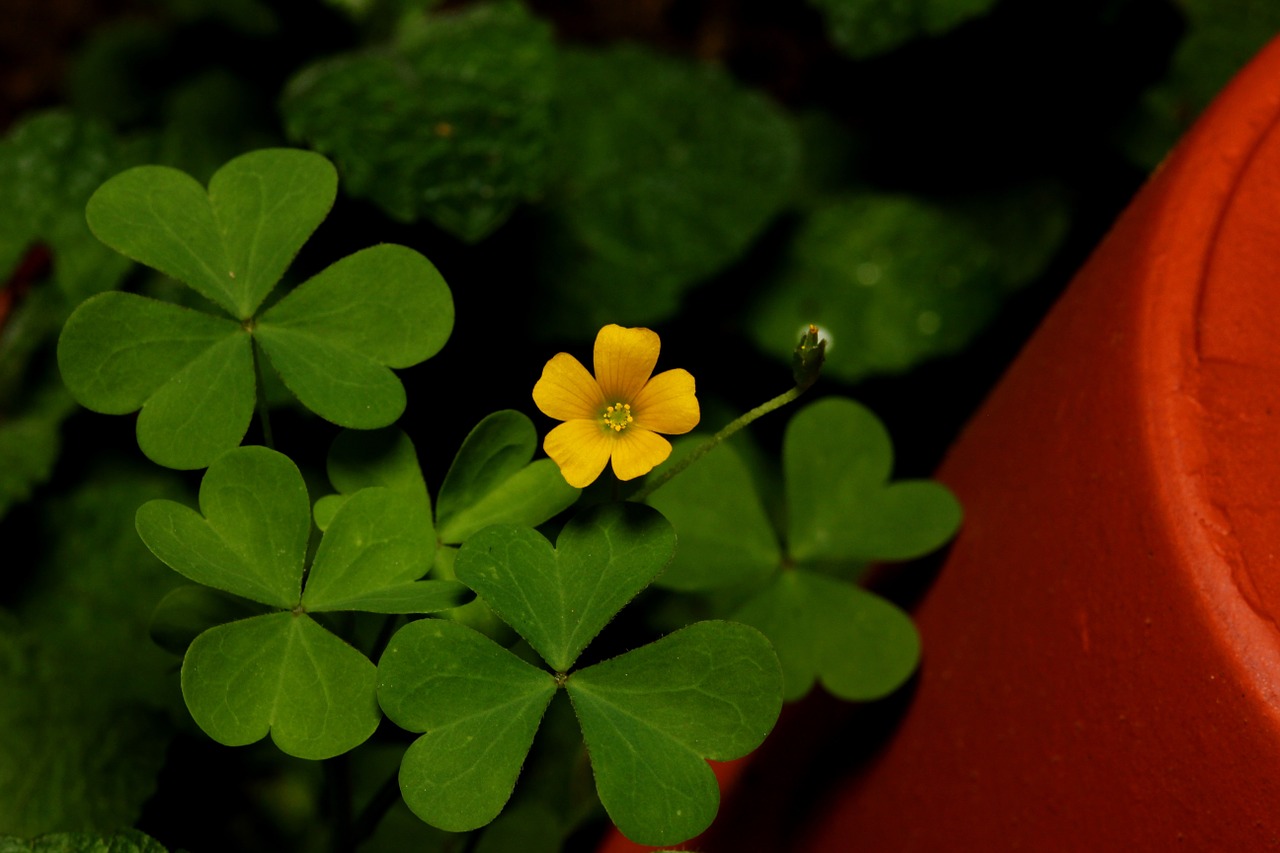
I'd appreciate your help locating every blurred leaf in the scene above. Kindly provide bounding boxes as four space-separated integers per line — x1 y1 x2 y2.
808 0 997 59
0 466 188 834
67 22 169 127
0 829 169 852
784 397 962 562
282 1 555 240
565 621 782 846
0 385 76 521
733 571 919 701
378 618 558 832
645 437 781 591
748 186 1068 381
1123 0 1280 167
537 44 800 332
435 410 579 544
321 427 432 535
0 111 141 302
454 503 676 672
155 70 282 182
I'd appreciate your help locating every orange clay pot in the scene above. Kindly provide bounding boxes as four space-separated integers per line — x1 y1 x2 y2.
600 30 1280 853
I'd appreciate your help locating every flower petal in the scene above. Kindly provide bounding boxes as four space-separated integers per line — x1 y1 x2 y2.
544 419 613 488
632 368 699 435
533 353 605 422
609 427 672 481
593 325 659 404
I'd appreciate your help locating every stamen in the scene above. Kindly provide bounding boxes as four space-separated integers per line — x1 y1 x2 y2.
603 402 634 432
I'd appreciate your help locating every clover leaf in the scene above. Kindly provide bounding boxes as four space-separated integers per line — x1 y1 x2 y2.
646 396 961 701
136 445 468 759
378 503 783 846
57 148 454 469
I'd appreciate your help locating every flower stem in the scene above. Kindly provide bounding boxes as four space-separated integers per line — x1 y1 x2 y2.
630 375 817 503
250 337 275 450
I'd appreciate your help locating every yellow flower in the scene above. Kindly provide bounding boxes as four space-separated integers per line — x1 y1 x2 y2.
533 324 700 488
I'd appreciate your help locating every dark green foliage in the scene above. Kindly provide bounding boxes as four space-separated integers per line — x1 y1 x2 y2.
283 1 556 241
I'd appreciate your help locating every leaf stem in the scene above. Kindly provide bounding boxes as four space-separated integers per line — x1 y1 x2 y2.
629 375 817 503
250 337 275 450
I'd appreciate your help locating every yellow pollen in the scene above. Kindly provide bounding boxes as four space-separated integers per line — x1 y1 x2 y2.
603 402 634 432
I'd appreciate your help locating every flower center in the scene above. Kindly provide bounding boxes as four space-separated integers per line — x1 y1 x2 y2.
603 402 634 432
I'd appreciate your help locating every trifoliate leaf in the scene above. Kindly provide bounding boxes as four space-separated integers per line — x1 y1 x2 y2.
378 618 557 831
181 611 380 759
645 438 781 591
565 621 782 846
784 397 961 563
733 571 919 701
282 1 555 241
60 149 455 469
748 187 1068 381
538 44 800 331
435 410 579 544
454 503 676 672
808 0 997 59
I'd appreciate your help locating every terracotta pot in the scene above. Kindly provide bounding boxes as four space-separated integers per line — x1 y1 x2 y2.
600 28 1280 853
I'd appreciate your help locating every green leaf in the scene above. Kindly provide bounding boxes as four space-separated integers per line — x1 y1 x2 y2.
136 446 310 608
748 188 1068 381
0 111 140 302
1 466 188 834
454 503 676 671
57 291 254 470
255 243 453 428
378 618 557 831
646 438 781 591
538 44 800 330
85 148 336 319
1123 0 1280 168
0 386 76 520
181 611 380 759
566 621 782 846
57 292 243 414
0 829 169 853
733 571 919 701
281 1 555 241
784 397 961 563
302 487 455 612
435 410 579 544
808 0 997 59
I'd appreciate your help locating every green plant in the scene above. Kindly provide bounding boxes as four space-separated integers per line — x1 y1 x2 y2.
4 1 1262 851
